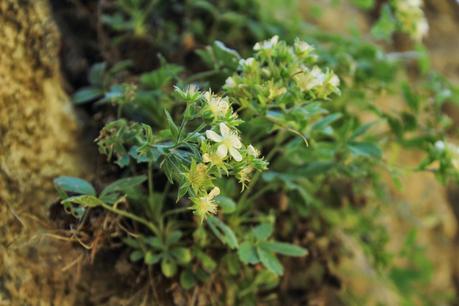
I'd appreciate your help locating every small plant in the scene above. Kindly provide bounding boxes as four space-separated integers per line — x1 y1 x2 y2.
53 0 459 303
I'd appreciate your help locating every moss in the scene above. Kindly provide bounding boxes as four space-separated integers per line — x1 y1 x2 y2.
0 1 89 304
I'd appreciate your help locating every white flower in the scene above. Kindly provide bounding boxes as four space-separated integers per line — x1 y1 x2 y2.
295 66 325 92
239 57 256 68
192 187 220 221
225 77 236 88
254 35 279 51
206 123 243 161
247 145 260 157
294 40 314 56
204 91 230 118
329 73 340 88
435 140 446 151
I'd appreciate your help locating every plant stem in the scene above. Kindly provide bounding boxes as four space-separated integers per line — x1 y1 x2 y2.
238 131 286 206
184 70 219 83
148 161 154 196
163 207 190 217
101 202 160 235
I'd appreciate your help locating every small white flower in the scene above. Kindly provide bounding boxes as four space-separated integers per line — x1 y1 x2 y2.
247 145 260 157
294 40 314 56
254 35 279 51
329 73 340 88
225 77 236 88
206 123 243 161
239 57 255 68
295 66 325 92
435 140 446 151
205 91 230 118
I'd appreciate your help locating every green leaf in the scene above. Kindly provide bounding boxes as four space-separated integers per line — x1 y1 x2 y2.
161 258 177 278
402 83 420 112
215 196 236 214
350 121 378 140
238 241 259 264
54 176 96 196
99 175 147 201
144 251 161 265
311 113 342 132
129 250 144 262
180 269 196 290
207 216 239 249
252 223 273 241
140 64 184 89
164 110 180 139
171 247 192 265
348 142 382 158
62 195 104 208
88 62 107 85
371 4 396 41
256 246 283 275
259 241 307 257
145 236 163 249
166 230 183 245
72 87 103 104
195 251 217 272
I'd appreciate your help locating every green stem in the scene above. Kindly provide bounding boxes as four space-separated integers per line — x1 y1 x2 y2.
163 207 190 217
101 202 159 235
238 130 286 207
184 70 219 83
148 162 154 196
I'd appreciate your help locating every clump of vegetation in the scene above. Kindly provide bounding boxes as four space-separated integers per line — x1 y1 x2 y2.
52 0 458 304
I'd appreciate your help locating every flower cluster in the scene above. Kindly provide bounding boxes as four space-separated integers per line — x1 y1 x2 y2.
435 140 459 170
178 88 268 221
224 36 340 111
393 0 428 41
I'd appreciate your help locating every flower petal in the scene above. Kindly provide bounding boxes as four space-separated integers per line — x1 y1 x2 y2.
209 187 220 199
217 144 228 158
219 123 231 137
206 130 222 142
229 147 242 162
230 135 242 149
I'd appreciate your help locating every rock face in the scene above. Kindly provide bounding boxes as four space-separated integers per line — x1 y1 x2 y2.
0 0 88 304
